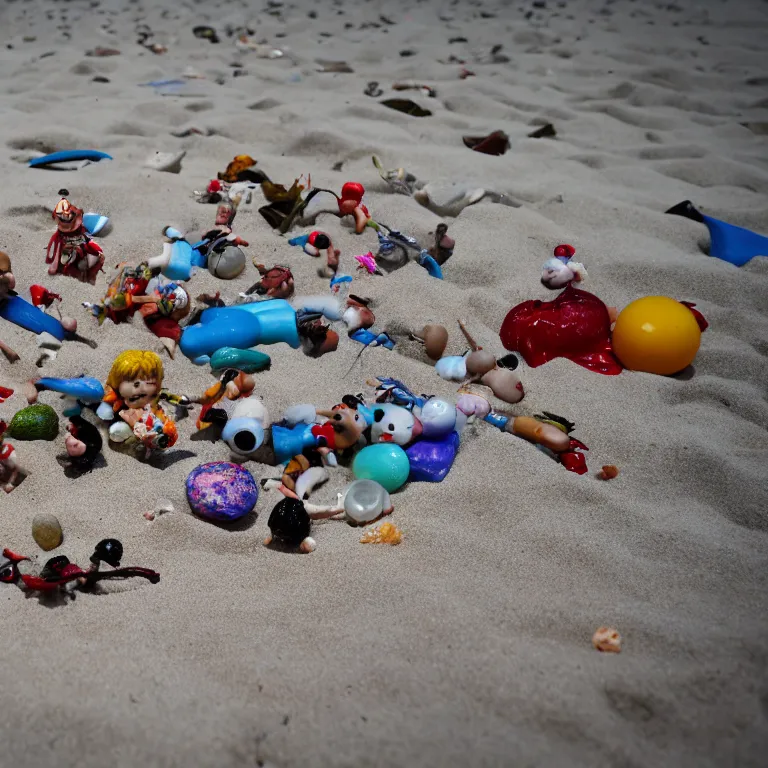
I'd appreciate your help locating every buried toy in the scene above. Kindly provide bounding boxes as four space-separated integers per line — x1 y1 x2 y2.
95 350 187 458
179 296 343 365
1 251 95 365
0 539 159 595
46 191 105 284
541 244 587 290
666 200 768 267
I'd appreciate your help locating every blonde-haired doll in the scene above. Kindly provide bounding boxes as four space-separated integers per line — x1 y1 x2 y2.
96 350 179 456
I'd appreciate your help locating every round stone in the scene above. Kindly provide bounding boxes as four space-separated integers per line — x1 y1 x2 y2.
352 443 410 493
208 247 245 279
186 462 258 522
32 513 63 551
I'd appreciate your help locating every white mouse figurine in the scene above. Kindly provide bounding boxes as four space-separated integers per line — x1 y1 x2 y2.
541 244 587 290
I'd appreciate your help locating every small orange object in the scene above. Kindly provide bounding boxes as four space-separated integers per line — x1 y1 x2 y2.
598 465 619 480
592 627 622 653
360 522 403 545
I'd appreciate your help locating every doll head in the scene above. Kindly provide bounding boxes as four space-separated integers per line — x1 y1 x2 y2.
106 350 164 409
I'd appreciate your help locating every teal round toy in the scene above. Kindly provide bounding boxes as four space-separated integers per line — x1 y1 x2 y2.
352 443 410 492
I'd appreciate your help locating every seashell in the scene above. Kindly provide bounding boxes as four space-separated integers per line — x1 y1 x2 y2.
413 181 486 217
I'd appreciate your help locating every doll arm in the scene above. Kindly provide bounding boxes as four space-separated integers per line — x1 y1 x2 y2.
506 416 571 453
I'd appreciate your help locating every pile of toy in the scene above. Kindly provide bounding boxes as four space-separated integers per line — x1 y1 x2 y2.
1 152 718 597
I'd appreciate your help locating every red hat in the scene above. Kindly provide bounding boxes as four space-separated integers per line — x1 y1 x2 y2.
554 244 576 259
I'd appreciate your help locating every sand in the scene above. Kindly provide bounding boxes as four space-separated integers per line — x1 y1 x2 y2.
1 0 768 765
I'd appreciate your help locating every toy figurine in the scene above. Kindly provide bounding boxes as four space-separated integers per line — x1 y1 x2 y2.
265 498 317 553
336 182 371 234
245 264 295 299
64 415 103 474
83 266 190 358
179 297 343 365
288 231 340 275
428 224 455 266
0 420 23 493
96 350 184 457
46 191 105 284
0 539 159 595
83 262 153 326
134 278 191 358
540 244 587 290
372 222 444 278
1 251 95 365
191 368 256 430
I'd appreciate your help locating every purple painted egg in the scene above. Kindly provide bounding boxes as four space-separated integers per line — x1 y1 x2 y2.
186 461 258 522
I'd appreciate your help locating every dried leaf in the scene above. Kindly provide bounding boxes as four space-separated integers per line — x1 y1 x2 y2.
528 123 557 139
462 130 510 155
380 99 432 117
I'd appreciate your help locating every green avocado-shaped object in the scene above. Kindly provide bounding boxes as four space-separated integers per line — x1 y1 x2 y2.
7 404 59 441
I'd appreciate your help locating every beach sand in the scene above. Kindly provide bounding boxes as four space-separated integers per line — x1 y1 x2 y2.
1 0 767 766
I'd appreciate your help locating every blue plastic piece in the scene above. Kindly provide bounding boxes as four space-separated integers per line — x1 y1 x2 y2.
288 234 310 248
349 329 396 349
180 299 301 361
271 423 317 465
29 150 113 168
406 432 460 483
0 294 66 340
82 213 109 236
483 412 509 430
666 200 768 267
418 251 443 279
701 213 768 267
35 377 105 403
330 274 353 291
163 239 206 281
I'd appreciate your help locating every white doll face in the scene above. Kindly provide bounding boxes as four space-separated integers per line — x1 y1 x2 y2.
117 378 158 409
371 405 417 445
541 258 574 290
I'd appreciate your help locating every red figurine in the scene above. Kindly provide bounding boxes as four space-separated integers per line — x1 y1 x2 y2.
337 182 371 234
46 192 105 284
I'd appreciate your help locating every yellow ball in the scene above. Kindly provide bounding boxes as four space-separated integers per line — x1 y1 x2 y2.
612 296 701 375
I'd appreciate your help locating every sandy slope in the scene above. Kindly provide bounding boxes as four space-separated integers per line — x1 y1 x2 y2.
1 0 767 766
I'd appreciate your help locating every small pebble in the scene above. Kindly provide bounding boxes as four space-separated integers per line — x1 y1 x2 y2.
32 513 63 552
592 627 622 653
